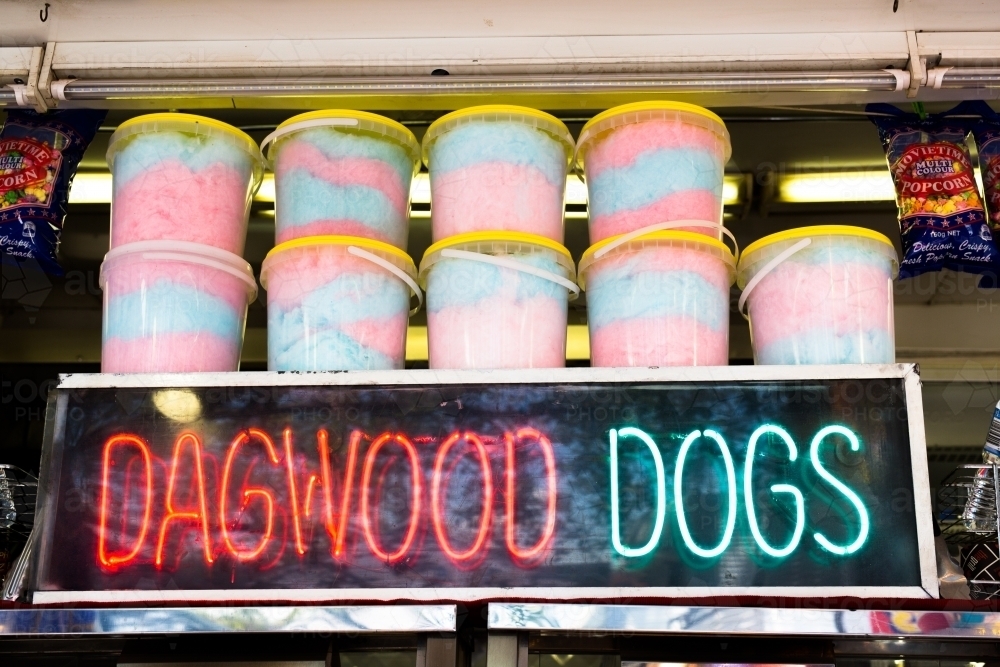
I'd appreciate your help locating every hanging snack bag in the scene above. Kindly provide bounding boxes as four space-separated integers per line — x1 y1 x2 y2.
868 103 996 279
0 109 106 275
967 102 1000 233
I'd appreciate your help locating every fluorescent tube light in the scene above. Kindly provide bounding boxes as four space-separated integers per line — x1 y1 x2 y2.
404 324 589 361
74 170 738 207
778 169 985 204
723 176 741 206
778 170 894 203
68 172 113 204
255 174 274 203
52 71 910 102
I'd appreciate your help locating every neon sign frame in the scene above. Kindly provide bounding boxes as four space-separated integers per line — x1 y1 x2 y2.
31 365 938 603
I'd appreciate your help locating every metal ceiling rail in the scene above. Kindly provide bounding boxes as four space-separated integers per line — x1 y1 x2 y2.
488 603 1000 639
0 605 457 636
47 71 906 100
2 67 997 108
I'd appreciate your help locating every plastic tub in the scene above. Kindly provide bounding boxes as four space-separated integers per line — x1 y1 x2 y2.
262 110 421 249
576 101 731 244
100 240 257 373
422 106 574 243
736 225 898 365
579 230 736 367
419 232 578 369
107 113 264 255
260 236 421 371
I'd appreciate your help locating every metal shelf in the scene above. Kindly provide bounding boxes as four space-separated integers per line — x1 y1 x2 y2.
488 603 1000 639
0 605 456 636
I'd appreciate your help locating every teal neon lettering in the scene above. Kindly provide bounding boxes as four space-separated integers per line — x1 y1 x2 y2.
609 427 666 558
743 425 805 558
810 425 870 555
674 429 737 558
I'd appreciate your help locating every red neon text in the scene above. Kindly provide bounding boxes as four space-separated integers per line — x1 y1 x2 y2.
95 426 558 570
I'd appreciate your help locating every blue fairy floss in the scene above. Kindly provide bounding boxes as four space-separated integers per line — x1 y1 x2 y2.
588 147 723 218
268 270 408 371
427 254 567 313
430 122 567 186
757 328 894 365
289 127 414 184
113 131 254 187
270 330 396 371
105 280 240 341
789 243 895 271
276 169 403 236
587 258 728 331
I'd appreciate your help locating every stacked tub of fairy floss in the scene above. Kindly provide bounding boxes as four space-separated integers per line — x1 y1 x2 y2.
736 227 898 365
418 107 579 369
101 115 264 372
575 102 737 367
260 111 423 371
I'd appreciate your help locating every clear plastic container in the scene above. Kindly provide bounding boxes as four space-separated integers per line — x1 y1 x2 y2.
260 235 420 371
736 225 898 365
419 231 578 369
576 101 731 244
422 105 574 243
262 110 421 249
106 113 264 255
578 230 736 367
99 240 257 373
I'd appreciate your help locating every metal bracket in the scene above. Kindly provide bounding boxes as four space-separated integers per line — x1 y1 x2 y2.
19 46 47 112
36 42 58 110
905 30 926 99
925 66 952 89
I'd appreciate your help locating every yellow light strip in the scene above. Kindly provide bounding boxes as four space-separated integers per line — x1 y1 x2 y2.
73 171 744 206
67 172 113 204
405 325 590 362
778 169 986 203
723 175 741 206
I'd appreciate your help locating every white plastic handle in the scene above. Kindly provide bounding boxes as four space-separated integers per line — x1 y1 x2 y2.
593 220 740 262
347 245 424 316
440 248 581 300
260 117 361 158
737 238 812 320
136 251 258 296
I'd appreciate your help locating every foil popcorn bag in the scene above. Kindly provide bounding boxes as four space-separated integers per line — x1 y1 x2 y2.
0 109 106 275
868 103 996 279
965 102 1000 233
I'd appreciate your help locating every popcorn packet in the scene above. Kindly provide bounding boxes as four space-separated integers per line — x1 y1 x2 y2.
868 103 996 280
965 101 1000 233
0 109 106 276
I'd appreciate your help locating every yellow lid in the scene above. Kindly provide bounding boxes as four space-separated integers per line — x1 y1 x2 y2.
418 230 575 286
267 109 420 171
576 101 731 170
737 225 899 288
740 225 895 260
108 113 263 169
260 234 417 290
578 230 736 290
422 105 574 166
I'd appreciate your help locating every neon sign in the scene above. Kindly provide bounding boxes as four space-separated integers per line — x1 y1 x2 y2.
31 372 934 602
611 426 867 560
92 426 560 571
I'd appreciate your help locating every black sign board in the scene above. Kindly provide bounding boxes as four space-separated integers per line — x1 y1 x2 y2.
30 366 936 602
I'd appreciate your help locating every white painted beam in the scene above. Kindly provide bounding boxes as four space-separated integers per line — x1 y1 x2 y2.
0 46 35 84
46 33 910 79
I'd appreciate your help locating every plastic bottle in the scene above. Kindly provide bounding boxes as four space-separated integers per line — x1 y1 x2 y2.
963 401 1000 531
